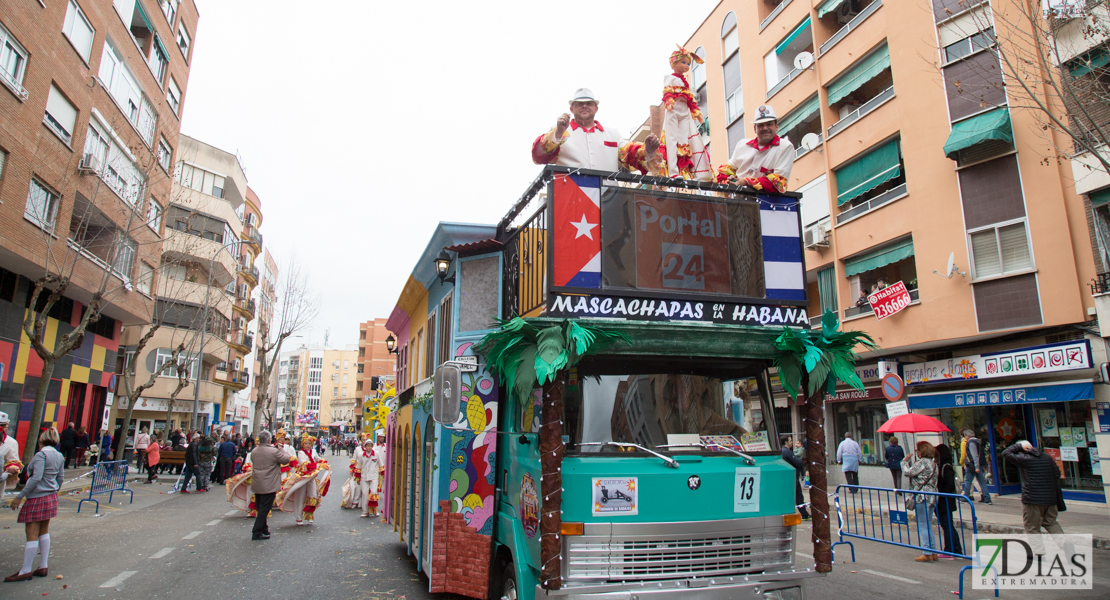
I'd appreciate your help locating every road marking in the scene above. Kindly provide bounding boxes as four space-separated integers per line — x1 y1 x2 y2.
862 569 921 584
225 510 240 516
150 548 174 559
182 531 203 539
206 519 222 526
796 552 813 560
99 571 137 587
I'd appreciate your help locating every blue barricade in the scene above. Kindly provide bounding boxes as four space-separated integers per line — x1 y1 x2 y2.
77 460 133 514
832 484 998 599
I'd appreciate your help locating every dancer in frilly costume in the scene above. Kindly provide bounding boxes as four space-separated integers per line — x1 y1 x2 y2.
276 434 331 525
661 45 711 180
340 443 363 510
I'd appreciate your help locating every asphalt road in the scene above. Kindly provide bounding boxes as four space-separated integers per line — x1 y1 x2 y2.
2 475 1108 600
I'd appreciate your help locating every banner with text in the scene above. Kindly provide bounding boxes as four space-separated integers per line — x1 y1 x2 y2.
547 292 809 326
903 340 1092 386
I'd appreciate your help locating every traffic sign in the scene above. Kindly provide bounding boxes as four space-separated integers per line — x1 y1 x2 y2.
882 373 905 401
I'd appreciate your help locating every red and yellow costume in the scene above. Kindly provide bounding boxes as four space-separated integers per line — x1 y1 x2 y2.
660 46 711 180
0 428 22 498
340 457 363 509
276 436 331 523
716 135 795 193
532 121 659 175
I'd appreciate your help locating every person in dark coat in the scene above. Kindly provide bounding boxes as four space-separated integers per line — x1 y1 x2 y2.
884 436 905 489
179 434 201 493
1002 441 1064 535
110 427 122 460
933 444 963 556
780 436 810 519
215 435 237 484
59 423 77 469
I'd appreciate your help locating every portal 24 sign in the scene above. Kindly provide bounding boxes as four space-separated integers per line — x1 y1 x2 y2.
635 197 730 293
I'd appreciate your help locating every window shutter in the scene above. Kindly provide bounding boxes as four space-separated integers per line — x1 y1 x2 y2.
970 230 1002 277
939 5 992 48
722 54 742 96
46 85 78 136
998 223 1032 271
726 117 746 155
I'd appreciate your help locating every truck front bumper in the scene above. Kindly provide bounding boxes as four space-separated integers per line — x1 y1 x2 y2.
534 570 819 600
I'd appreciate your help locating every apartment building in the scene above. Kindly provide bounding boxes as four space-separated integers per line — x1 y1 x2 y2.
672 0 1106 502
0 1 198 447
278 345 359 434
247 248 278 429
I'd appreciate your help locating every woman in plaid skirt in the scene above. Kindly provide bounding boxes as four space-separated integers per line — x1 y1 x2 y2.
6 428 64 582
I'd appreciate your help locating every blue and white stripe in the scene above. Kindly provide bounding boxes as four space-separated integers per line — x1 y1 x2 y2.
759 196 805 301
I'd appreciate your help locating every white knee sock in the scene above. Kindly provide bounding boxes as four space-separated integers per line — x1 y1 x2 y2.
38 534 50 569
20 541 38 575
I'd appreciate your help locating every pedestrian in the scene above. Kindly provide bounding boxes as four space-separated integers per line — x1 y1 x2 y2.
902 440 939 562
885 436 905 489
180 434 200 493
110 427 122 460
216 435 237 484
144 438 160 484
1002 440 1064 535
780 436 810 520
59 422 76 469
197 434 216 492
170 428 184 449
134 427 151 475
74 427 89 467
5 428 64 582
170 431 187 475
836 431 862 493
961 429 992 504
934 444 963 557
99 429 111 463
249 431 290 540
0 412 23 500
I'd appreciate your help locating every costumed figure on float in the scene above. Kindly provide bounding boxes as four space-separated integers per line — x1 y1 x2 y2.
661 46 711 180
276 434 331 525
531 88 661 175
716 104 796 192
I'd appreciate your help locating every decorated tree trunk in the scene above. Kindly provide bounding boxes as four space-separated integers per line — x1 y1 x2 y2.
539 377 565 590
803 373 832 573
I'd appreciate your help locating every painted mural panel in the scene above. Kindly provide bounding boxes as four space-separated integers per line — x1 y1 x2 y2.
446 341 498 534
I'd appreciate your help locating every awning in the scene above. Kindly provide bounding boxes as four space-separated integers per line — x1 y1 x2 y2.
844 237 914 277
907 380 1094 410
329 421 346 427
1091 187 1110 207
1069 47 1110 78
827 44 890 105
818 0 848 18
776 17 812 55
943 108 1013 160
835 138 901 206
777 95 820 133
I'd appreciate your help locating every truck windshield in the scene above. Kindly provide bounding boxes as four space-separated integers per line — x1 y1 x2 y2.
565 374 750 452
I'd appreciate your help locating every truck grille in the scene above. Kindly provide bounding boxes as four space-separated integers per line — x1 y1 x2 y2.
565 518 794 582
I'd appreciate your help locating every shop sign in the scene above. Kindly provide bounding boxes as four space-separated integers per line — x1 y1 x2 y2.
824 387 885 403
1098 407 1110 433
1060 446 1080 462
907 381 1094 410
119 397 211 413
236 405 250 418
547 292 809 326
867 281 911 321
903 340 1092 386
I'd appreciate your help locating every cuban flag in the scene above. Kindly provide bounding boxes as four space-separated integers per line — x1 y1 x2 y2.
553 175 601 288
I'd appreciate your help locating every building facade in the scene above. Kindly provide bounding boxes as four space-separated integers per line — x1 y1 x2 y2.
0 0 199 448
356 317 395 431
278 345 358 434
673 0 1107 502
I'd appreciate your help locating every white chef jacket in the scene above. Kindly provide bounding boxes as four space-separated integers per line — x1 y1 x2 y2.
533 120 624 172
726 136 796 185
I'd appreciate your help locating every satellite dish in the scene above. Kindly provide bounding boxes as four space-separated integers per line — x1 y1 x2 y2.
794 52 815 71
800 132 821 151
946 252 956 277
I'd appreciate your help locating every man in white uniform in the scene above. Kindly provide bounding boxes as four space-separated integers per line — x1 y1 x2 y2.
717 104 796 193
532 88 660 174
0 412 23 500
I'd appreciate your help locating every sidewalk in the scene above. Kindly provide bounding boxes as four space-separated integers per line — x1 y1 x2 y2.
2 463 161 498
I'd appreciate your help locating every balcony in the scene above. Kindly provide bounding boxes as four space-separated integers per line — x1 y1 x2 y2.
241 225 263 249
239 263 259 286
844 288 919 319
766 66 805 101
797 133 823 159
835 182 907 225
818 0 883 56
162 232 237 288
760 0 793 31
232 297 256 318
827 85 895 139
156 277 233 321
229 332 254 353
217 369 250 390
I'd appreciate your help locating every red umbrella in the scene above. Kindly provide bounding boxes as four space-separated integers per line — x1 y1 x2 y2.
877 413 951 434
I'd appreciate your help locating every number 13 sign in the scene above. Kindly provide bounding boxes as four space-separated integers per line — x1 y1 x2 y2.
734 467 761 513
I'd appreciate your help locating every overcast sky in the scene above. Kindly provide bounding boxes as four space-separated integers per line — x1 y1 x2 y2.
181 0 721 347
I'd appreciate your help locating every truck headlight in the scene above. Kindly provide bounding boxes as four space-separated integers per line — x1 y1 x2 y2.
762 586 803 600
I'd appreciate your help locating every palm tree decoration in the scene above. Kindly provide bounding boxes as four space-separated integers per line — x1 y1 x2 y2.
773 310 878 574
477 317 626 590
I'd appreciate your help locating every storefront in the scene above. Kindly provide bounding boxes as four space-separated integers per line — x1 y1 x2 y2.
113 396 216 446
908 380 1104 502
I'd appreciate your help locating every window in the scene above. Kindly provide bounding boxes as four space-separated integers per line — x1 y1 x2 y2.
827 43 893 131
342 387 347 397
438 293 453 368
778 95 822 154
943 28 994 63
44 84 78 144
359 330 366 340
358 347 365 358
765 17 813 93
160 0 178 25
63 1 95 63
969 221 1033 279
166 77 181 115
157 137 172 171
342 373 348 384
99 38 156 142
834 138 905 218
357 363 364 374
721 11 738 58
174 162 226 198
176 23 190 59
136 262 154 295
114 0 153 50
148 37 169 84
147 198 163 231
309 370 321 383
0 21 28 94
333 386 338 398
86 119 146 206
723 52 742 123
112 235 136 280
84 124 109 172
356 381 363 391
155 348 197 380
844 237 918 317
25 179 59 232
726 116 746 155
344 360 349 370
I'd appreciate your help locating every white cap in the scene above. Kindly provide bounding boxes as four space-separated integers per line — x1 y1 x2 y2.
752 104 778 124
569 88 599 104
0 411 8 424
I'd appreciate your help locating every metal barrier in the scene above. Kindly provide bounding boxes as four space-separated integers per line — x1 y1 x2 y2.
77 460 133 514
831 484 999 599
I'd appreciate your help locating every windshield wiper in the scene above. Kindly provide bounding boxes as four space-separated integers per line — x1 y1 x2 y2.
578 442 680 469
656 443 757 466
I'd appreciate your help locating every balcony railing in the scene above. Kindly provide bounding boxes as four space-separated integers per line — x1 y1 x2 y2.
827 85 895 139
835 182 907 224
844 288 919 319
1090 272 1110 295
766 66 803 100
243 225 263 248
0 68 29 101
502 203 547 318
239 263 259 282
231 370 250 386
797 133 823 158
819 0 883 56
760 0 793 31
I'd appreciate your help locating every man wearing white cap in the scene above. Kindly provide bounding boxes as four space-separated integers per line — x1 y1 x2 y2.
717 104 795 193
0 412 23 500
532 88 660 173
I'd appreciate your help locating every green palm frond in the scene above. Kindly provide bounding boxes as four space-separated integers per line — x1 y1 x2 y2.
774 310 878 401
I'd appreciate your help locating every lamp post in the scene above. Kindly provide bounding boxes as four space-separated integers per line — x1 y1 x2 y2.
385 334 398 354
435 250 455 286
191 240 239 432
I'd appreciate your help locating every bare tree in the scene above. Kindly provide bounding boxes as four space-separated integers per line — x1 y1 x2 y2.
252 254 319 431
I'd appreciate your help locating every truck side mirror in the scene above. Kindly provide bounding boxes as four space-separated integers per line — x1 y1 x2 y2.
433 364 462 425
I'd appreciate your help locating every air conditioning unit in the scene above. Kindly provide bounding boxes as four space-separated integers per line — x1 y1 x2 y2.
78 153 99 173
804 226 830 249
837 0 861 24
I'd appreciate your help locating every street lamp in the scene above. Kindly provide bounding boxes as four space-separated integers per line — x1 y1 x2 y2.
385 334 398 355
435 250 455 286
